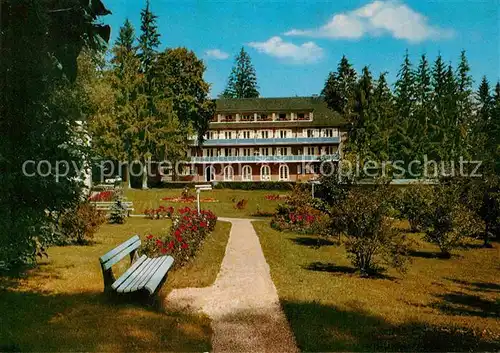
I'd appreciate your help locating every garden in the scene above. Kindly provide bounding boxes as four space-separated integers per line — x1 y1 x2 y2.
254 176 500 352
0 201 231 351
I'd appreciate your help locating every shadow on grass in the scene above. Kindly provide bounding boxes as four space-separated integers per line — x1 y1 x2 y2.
431 292 500 319
444 278 500 293
0 286 211 352
281 300 500 352
408 250 459 259
303 261 355 274
304 262 398 280
289 237 337 247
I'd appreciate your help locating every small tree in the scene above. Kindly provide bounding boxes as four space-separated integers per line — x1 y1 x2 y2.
331 186 410 276
417 183 483 258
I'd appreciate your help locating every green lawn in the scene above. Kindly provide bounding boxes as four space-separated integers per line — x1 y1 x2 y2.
124 187 287 218
0 218 231 352
253 221 500 352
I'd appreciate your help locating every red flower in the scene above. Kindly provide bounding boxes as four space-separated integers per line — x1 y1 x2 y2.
168 240 175 249
174 229 181 237
156 239 163 247
200 221 207 228
146 234 153 240
181 242 189 249
161 247 168 254
175 234 183 242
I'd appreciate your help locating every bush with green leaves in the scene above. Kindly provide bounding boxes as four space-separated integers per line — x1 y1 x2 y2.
394 184 434 232
330 186 410 276
447 175 500 247
416 183 484 257
109 189 127 224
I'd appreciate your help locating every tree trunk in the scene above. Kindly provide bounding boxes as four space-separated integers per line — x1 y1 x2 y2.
142 162 148 190
126 163 131 189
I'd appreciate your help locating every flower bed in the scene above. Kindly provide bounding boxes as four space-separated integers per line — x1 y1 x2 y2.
265 194 289 201
160 196 219 203
144 205 175 219
89 190 114 202
142 207 217 269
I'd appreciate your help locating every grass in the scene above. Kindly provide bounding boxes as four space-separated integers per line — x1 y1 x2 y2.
124 187 288 218
0 218 231 352
253 221 500 352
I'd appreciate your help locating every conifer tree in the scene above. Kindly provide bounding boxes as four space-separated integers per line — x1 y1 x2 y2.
322 55 358 117
394 51 417 166
414 54 432 161
138 0 160 96
221 47 259 98
371 72 396 162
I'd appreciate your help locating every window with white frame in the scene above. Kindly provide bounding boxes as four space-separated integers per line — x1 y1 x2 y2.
276 147 288 156
278 130 288 139
279 164 289 181
205 166 215 182
323 128 334 137
223 165 234 181
306 146 315 155
326 146 336 154
207 149 216 157
260 147 269 156
224 131 234 139
242 130 251 139
242 148 252 156
297 164 302 174
207 131 217 139
307 129 314 138
242 165 252 181
260 165 271 181
225 148 233 157
260 130 270 139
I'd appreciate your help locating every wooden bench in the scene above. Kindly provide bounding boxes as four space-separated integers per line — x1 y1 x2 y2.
99 235 174 295
92 201 134 216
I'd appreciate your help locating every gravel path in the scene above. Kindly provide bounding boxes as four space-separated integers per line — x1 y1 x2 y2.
166 218 298 353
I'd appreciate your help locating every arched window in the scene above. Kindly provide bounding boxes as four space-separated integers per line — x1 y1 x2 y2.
242 165 252 181
223 165 234 181
279 164 289 181
205 166 215 182
260 165 271 181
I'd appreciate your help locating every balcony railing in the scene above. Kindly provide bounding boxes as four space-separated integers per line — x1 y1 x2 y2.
190 153 340 163
193 136 340 146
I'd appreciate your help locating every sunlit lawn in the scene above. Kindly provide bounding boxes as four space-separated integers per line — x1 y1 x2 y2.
124 187 289 218
253 221 500 352
0 218 231 352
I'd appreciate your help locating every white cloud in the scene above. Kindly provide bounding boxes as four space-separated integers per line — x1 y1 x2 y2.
285 0 454 43
205 49 230 60
248 36 324 64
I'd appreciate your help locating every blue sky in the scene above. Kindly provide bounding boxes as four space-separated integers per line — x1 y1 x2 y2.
104 0 499 97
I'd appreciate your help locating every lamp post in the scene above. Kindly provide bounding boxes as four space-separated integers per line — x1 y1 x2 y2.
195 184 213 213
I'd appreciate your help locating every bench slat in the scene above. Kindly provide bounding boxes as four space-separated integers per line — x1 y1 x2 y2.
121 257 162 293
133 256 169 292
144 256 174 294
111 255 147 290
116 258 153 293
100 235 140 264
101 241 141 271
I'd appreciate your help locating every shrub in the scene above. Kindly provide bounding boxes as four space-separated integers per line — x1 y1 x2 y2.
271 185 328 234
416 183 484 258
235 199 248 209
448 175 500 247
108 189 127 224
330 186 410 276
144 205 174 219
142 207 217 269
59 202 106 245
394 184 434 232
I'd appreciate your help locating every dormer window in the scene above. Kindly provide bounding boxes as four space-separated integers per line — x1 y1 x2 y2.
241 114 253 121
297 113 309 121
278 113 287 121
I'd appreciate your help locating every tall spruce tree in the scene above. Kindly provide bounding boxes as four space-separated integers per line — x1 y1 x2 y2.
371 72 396 162
322 56 358 156
455 51 474 158
221 47 259 98
351 66 374 159
394 51 417 166
413 54 432 161
138 0 160 95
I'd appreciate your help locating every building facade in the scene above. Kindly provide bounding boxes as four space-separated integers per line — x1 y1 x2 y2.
183 97 346 182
